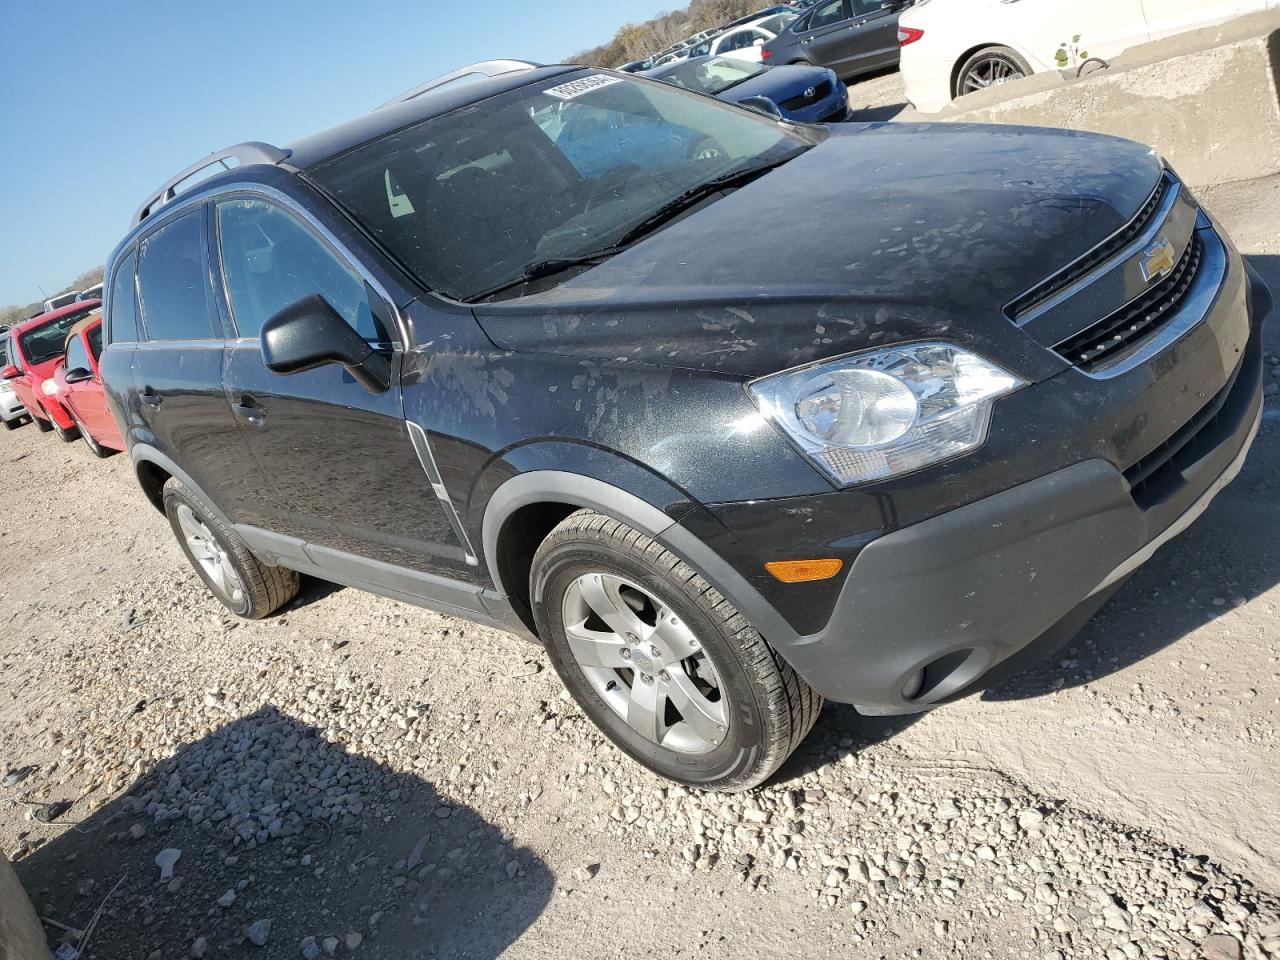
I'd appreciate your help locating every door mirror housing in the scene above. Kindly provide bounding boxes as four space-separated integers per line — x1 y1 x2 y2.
738 95 783 120
0 364 19 381
64 366 94 385
260 294 391 394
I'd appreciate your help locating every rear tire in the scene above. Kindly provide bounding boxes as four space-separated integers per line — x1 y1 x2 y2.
531 509 822 791
955 46 1032 100
162 477 299 619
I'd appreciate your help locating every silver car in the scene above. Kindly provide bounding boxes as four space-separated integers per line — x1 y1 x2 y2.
0 336 26 428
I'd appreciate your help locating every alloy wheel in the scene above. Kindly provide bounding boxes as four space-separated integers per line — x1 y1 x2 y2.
960 55 1025 96
175 504 245 606
561 573 728 754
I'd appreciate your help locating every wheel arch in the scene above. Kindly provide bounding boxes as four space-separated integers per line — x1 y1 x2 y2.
950 43 1011 99
481 471 685 638
129 444 234 530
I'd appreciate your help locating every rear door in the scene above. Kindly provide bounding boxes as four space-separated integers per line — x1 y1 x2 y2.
797 0 859 69
213 194 471 578
133 205 265 521
1140 0 1270 40
1003 0 1148 70
99 249 140 440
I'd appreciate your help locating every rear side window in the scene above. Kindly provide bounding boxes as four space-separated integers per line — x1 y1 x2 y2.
216 198 385 341
809 0 847 29
87 324 103 360
109 251 140 344
137 210 215 341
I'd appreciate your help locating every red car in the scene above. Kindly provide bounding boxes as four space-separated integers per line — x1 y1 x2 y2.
49 314 124 457
0 300 100 440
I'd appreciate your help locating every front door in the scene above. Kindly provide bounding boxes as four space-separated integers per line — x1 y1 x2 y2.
212 195 472 579
62 325 117 444
800 0 859 70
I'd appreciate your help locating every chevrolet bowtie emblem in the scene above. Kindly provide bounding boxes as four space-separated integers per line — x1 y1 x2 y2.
1140 238 1177 283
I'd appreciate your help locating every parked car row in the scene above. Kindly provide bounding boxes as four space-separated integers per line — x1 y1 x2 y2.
897 0 1280 112
0 301 124 454
6 58 1250 794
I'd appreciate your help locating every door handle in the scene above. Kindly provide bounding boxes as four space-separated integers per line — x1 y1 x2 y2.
232 399 267 426
140 388 163 408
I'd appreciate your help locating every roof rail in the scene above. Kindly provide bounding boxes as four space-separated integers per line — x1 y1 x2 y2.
132 141 292 227
376 60 543 110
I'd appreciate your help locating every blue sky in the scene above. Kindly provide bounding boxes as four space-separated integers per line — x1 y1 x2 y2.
0 0 671 306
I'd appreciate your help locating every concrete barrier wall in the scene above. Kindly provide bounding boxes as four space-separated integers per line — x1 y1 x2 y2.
932 12 1280 188
0 853 48 960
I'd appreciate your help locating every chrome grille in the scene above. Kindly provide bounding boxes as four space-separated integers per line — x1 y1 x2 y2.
1054 234 1203 373
1007 174 1173 322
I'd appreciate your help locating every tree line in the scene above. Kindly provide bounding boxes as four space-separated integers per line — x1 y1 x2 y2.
572 0 771 67
1 266 104 328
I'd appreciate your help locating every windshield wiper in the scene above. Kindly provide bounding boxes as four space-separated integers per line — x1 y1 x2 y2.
470 153 801 302
609 154 797 250
470 249 626 302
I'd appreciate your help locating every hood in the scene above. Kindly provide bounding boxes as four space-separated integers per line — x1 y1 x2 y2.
474 122 1164 380
723 64 833 103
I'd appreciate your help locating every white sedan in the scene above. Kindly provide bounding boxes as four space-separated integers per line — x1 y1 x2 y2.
898 0 1279 113
689 13 797 63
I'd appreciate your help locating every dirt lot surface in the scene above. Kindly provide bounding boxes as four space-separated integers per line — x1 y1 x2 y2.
2 169 1280 960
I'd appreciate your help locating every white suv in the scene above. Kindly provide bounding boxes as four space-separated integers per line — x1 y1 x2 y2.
899 0 1279 113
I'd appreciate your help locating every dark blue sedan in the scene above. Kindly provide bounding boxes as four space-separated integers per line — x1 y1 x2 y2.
641 55 848 124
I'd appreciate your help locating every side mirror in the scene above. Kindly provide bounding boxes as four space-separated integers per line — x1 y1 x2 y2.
738 95 783 119
0 364 19 381
261 294 391 394
64 366 93 385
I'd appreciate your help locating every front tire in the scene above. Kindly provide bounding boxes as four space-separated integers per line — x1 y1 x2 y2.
531 510 822 791
1 416 19 431
48 409 79 443
955 46 1032 100
33 412 53 433
69 411 111 458
162 477 299 619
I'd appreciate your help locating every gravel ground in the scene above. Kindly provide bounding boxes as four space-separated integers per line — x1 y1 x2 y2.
2 175 1279 958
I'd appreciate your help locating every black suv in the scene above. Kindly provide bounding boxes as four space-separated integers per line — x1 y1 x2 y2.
99 63 1270 791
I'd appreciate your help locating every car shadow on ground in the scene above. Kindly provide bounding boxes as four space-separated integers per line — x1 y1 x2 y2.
13 706 553 959
843 66 908 122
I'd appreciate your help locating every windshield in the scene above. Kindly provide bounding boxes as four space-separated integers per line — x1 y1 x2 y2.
660 57 768 96
20 308 95 365
309 72 809 302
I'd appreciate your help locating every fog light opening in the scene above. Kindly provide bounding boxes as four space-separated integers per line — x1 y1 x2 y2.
901 669 925 701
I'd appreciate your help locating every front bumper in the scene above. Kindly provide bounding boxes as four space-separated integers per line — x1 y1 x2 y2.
0 389 25 422
762 263 1266 713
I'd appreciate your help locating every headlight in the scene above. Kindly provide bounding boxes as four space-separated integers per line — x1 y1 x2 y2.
748 342 1025 486
40 378 59 397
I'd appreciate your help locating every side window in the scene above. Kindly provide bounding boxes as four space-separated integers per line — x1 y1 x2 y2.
65 335 91 372
809 0 848 29
216 197 386 342
87 324 103 361
850 0 881 14
10 335 23 371
108 250 140 344
137 210 216 341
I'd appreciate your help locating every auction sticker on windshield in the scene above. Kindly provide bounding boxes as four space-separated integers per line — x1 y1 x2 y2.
544 75 623 100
